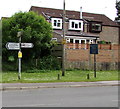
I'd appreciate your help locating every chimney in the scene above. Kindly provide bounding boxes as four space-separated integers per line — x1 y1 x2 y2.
80 7 82 19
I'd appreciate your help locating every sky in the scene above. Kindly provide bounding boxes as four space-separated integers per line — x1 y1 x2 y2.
0 0 117 21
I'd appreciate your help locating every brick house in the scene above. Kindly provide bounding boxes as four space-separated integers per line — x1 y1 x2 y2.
30 6 120 44
30 6 120 70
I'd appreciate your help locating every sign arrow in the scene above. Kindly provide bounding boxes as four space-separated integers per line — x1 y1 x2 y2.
21 43 34 48
6 42 20 50
6 42 34 50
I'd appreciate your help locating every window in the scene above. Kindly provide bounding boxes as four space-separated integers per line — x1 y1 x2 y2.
57 20 61 27
69 20 83 31
54 20 57 26
92 24 101 31
81 40 85 44
79 22 81 28
51 38 57 41
72 22 74 28
89 22 102 33
70 39 73 43
51 18 62 29
66 38 70 43
75 24 78 28
75 40 79 43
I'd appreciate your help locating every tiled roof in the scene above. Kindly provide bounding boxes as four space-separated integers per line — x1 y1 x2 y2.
54 30 99 38
30 6 119 27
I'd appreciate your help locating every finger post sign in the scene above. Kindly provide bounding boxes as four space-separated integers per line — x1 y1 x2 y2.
6 41 34 80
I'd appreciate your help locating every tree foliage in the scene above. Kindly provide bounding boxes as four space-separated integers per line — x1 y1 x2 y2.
2 11 53 61
115 0 120 24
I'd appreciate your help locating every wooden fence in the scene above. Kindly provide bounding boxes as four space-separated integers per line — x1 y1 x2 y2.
65 43 119 50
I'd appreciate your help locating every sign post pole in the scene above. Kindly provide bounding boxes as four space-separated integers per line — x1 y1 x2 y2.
17 32 22 80
18 51 21 79
94 54 96 78
90 44 98 78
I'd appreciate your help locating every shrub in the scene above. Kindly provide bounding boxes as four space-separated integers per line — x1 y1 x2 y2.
3 55 61 72
36 55 60 70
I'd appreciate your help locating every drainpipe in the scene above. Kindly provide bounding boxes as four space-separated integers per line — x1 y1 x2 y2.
118 24 120 45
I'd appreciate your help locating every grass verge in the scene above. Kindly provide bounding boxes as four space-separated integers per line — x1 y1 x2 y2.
1 70 119 83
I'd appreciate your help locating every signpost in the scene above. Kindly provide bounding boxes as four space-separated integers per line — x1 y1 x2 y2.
17 32 22 80
6 42 34 50
90 44 98 78
21 43 34 48
6 32 34 80
6 42 20 50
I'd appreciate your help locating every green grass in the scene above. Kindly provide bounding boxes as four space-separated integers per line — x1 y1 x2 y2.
1 70 119 83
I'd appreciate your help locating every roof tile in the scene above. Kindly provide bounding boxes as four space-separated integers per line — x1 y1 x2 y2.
30 6 119 27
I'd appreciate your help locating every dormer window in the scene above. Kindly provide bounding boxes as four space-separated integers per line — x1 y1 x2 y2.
69 20 83 31
51 18 62 29
89 22 102 33
92 24 101 31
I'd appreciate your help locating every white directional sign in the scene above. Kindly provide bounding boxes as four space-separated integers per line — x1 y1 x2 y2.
6 42 34 50
6 42 20 50
21 43 34 48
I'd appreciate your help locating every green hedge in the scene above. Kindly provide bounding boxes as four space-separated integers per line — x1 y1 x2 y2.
35 55 60 70
2 55 61 72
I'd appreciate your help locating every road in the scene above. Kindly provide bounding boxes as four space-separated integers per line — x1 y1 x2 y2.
2 86 118 107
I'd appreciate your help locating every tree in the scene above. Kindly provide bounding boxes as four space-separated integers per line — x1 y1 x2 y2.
2 11 53 62
115 0 120 24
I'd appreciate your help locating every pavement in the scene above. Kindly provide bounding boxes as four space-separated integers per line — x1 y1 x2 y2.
1 81 120 91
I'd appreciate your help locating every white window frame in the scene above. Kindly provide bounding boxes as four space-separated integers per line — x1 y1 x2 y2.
66 38 70 43
89 40 93 44
51 38 57 41
80 39 86 44
51 18 62 29
69 20 83 31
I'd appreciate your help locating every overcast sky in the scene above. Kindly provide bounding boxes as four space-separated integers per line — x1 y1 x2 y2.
0 0 117 20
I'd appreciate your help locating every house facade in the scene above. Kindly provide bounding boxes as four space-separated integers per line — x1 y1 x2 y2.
30 6 120 70
30 6 120 44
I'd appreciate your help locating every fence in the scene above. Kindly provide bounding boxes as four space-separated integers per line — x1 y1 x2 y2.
65 43 119 50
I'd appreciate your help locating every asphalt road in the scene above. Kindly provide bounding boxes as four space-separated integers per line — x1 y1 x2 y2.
2 86 119 107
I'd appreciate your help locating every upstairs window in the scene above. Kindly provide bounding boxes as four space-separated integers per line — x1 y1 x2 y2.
89 22 102 33
51 38 57 41
51 18 62 29
69 20 83 31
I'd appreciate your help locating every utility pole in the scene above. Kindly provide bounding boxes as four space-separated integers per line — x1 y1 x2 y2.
62 0 66 76
94 38 97 78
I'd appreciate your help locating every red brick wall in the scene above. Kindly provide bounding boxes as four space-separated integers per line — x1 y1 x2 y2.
65 44 119 70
